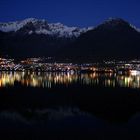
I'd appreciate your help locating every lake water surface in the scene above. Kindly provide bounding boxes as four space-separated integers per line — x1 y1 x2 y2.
0 72 140 140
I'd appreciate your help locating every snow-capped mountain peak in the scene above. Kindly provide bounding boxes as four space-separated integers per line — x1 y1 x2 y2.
0 18 93 38
0 18 39 32
19 18 38 23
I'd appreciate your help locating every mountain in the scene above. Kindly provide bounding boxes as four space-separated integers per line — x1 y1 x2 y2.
0 18 93 58
0 18 91 38
0 18 140 61
60 18 140 62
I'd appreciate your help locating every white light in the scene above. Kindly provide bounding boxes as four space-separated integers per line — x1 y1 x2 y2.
130 70 140 76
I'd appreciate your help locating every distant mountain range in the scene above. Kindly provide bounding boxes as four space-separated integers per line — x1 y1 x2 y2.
0 18 140 62
0 18 92 37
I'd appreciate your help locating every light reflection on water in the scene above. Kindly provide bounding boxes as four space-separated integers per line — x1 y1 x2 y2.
0 71 140 89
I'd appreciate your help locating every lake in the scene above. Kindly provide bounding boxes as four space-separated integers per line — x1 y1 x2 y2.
0 71 140 140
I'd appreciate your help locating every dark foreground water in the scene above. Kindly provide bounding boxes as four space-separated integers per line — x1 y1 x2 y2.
0 72 140 140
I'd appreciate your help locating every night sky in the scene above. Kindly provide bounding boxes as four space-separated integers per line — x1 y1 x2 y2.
0 0 140 27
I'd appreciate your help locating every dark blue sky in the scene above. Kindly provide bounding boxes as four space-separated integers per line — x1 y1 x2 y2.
0 0 140 27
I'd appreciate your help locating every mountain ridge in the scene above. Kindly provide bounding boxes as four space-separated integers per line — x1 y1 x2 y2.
64 18 140 61
0 17 140 62
0 18 93 38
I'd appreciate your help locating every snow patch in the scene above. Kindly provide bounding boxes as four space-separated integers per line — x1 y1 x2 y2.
0 18 94 38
